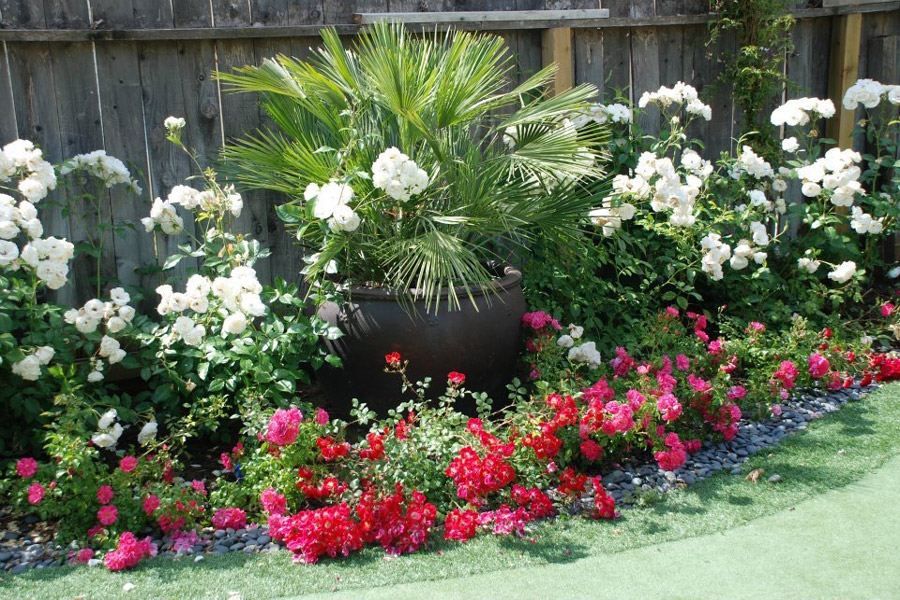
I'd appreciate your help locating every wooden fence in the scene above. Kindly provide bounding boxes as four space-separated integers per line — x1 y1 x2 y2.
0 1 898 304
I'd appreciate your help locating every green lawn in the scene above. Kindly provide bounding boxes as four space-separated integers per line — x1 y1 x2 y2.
3 383 900 600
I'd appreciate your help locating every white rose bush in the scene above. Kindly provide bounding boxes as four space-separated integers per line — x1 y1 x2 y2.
528 77 899 345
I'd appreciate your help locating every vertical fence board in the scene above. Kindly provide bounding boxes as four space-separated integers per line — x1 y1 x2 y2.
51 40 117 300
630 1 660 135
138 41 196 285
217 39 276 286
91 0 158 296
0 44 18 142
0 0 46 28
213 0 252 26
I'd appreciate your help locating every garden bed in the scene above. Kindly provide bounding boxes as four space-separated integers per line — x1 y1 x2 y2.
0 377 879 575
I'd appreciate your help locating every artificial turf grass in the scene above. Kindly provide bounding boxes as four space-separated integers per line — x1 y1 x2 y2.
299 452 900 600
3 383 900 600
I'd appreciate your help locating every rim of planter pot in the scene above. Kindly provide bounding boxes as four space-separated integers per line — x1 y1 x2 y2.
341 264 523 302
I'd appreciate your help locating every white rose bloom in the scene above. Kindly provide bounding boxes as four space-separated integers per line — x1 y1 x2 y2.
888 266 900 279
168 185 200 209
0 220 19 239
303 182 320 201
173 316 196 336
98 335 121 358
108 348 127 364
137 421 158 445
329 204 361 233
189 295 209 314
11 355 41 380
801 182 822 197
87 370 104 383
186 274 211 297
168 292 190 313
118 305 135 322
887 85 900 105
753 251 767 264
239 292 267 318
91 431 117 448
222 312 248 336
557 334 575 348
567 341 603 369
730 254 749 270
781 137 800 153
228 191 243 218
98 408 118 430
183 325 205 347
797 257 820 274
0 240 18 265
106 316 127 334
75 315 99 334
23 218 42 239
164 116 186 130
568 324 584 340
313 182 354 219
827 260 857 284
36 262 68 289
33 346 54 365
109 287 130 307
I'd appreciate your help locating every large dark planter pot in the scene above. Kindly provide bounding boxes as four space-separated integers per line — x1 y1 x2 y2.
316 266 527 416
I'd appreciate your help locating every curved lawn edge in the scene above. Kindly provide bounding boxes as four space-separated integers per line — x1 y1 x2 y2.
4 382 900 600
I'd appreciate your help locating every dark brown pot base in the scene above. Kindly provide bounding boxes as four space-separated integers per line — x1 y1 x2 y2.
316 266 527 416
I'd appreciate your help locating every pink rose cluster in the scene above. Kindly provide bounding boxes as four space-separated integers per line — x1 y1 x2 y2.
104 532 157 571
211 507 247 530
266 408 304 446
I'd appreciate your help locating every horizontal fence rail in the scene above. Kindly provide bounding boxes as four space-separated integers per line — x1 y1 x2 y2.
0 0 896 305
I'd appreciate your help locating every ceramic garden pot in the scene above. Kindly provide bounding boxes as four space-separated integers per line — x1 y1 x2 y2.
315 265 527 416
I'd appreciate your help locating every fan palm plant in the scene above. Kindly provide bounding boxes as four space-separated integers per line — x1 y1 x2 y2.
217 22 609 312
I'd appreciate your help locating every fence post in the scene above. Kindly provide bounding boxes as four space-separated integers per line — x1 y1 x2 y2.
825 12 862 148
542 27 573 95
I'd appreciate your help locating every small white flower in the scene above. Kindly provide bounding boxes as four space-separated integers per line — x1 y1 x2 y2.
556 334 574 348
164 116 186 131
827 260 857 284
222 312 248 336
138 421 158 445
98 408 118 430
781 137 799 153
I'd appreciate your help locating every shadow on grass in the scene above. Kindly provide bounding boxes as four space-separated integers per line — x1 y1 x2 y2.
495 534 590 564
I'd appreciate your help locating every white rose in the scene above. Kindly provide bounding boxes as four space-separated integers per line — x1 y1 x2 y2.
238 292 267 318
0 220 19 239
568 324 584 340
106 316 126 334
801 182 822 197
33 346 54 365
118 305 135 322
781 137 799 153
109 287 130 307
556 334 574 348
87 370 104 383
827 260 857 284
108 348 127 364
0 240 18 265
164 116 186 131
183 325 205 347
173 316 196 336
137 421 158 445
222 312 248 336
98 335 121 358
98 408 118 430
11 355 41 380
